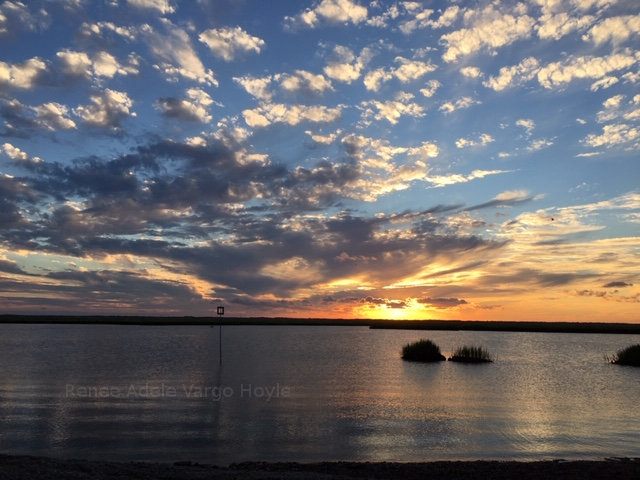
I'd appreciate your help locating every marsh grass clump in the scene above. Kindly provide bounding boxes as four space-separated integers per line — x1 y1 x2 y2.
402 339 446 362
448 345 493 363
607 344 640 366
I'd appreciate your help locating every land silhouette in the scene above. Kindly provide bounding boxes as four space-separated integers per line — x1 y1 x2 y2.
2 315 640 334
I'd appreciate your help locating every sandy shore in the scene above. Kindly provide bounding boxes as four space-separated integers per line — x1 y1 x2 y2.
2 455 640 479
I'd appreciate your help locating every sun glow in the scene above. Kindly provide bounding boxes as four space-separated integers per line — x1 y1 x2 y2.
353 300 434 320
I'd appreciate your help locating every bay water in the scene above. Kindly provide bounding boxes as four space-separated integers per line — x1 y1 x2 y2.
0 324 639 464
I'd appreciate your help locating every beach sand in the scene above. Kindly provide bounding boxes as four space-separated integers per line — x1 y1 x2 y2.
2 455 640 479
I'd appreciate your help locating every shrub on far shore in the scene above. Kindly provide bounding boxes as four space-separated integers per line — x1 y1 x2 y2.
448 345 493 363
402 339 446 362
607 344 640 366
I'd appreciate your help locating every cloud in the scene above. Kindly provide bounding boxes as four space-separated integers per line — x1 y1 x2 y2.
242 103 342 128
360 92 425 124
2 142 41 164
0 57 47 90
79 21 138 41
407 141 439 159
0 175 33 229
595 93 640 124
278 70 334 95
0 130 508 315
0 256 27 275
0 0 49 36
363 68 392 92
583 15 640 45
417 297 467 308
305 129 341 144
498 192 640 248
1 98 76 133
285 0 368 29
233 75 274 102
584 123 640 148
127 0 175 15
323 45 373 83
235 70 334 102
465 190 535 211
537 51 639 89
527 138 554 151
455 133 494 148
439 96 478 114
56 50 140 81
399 5 461 34
537 11 594 40
199 26 265 61
341 133 437 166
73 89 136 130
483 56 540 91
141 20 216 85
364 56 436 91
590 76 619 91
398 7 433 34
460 66 482 78
597 94 624 121
516 118 535 135
425 169 509 188
441 4 535 62
155 88 213 123
484 52 639 91
420 79 441 98
603 281 633 288
366 3 400 28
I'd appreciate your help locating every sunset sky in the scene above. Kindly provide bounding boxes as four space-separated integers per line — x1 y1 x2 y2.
0 0 638 321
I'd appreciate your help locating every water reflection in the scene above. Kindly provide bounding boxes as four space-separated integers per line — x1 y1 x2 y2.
0 324 639 463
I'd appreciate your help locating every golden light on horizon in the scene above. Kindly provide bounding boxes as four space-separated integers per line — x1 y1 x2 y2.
353 299 435 320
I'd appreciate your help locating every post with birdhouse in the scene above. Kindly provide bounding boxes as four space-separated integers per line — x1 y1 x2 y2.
217 306 224 365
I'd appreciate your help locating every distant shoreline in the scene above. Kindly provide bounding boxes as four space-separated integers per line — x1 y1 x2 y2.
1 315 640 334
1 454 640 480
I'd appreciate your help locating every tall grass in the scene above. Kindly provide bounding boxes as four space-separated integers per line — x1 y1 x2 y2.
401 339 446 362
448 345 493 363
607 344 640 366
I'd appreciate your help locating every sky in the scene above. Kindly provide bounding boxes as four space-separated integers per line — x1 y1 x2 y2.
0 0 639 322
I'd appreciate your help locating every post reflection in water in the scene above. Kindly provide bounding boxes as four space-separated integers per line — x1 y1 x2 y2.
0 324 639 463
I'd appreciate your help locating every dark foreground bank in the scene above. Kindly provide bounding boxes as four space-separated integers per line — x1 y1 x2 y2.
2 455 640 480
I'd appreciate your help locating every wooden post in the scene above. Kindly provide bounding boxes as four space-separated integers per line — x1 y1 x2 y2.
216 306 224 364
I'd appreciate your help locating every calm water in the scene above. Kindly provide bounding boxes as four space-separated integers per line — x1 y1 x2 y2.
0 324 639 464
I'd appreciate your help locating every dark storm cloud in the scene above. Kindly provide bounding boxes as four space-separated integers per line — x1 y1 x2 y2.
0 269 207 314
0 134 511 307
480 268 597 287
0 174 38 229
422 261 487 279
0 97 76 136
361 296 387 305
6 138 367 247
1 98 40 137
386 300 407 309
417 297 468 308
603 281 633 288
0 257 27 274
46 269 199 300
326 213 380 243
